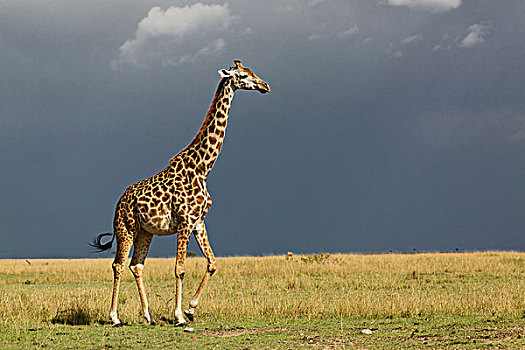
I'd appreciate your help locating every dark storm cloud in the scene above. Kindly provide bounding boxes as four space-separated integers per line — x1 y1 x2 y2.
1 1 524 258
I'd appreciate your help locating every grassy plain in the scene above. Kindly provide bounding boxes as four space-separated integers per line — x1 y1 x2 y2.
0 252 524 349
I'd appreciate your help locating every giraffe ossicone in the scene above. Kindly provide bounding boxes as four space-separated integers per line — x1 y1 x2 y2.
90 60 270 327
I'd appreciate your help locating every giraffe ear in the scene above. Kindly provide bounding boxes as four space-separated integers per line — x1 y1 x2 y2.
218 69 232 78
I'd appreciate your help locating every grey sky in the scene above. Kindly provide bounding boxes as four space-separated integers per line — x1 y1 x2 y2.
1 0 524 258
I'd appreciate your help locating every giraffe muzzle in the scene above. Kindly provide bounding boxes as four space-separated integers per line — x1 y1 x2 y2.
258 82 271 94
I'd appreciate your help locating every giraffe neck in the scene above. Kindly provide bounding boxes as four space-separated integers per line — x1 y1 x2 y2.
181 78 235 177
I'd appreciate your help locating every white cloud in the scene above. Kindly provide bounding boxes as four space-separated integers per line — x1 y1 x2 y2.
308 33 321 41
337 25 359 39
387 43 404 57
401 34 423 44
432 34 450 51
386 34 423 57
310 24 359 41
460 23 490 48
308 22 327 41
387 0 461 13
113 3 233 69
392 51 404 57
308 0 325 8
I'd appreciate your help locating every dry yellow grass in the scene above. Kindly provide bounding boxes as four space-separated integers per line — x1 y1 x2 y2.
0 252 523 328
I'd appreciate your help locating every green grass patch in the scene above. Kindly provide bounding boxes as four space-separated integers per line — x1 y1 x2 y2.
2 316 524 349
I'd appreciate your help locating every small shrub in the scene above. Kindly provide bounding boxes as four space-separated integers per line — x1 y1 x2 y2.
301 253 330 263
51 303 94 325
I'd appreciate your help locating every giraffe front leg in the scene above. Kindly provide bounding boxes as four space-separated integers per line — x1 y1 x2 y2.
174 228 192 326
184 220 216 322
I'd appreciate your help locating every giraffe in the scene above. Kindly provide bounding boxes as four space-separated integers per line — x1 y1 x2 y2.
90 60 270 327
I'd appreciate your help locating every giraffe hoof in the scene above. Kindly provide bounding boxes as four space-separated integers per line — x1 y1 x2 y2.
113 322 123 328
150 319 157 326
184 310 194 322
175 321 188 327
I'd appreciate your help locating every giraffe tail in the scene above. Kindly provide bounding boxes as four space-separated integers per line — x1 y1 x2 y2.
89 232 115 253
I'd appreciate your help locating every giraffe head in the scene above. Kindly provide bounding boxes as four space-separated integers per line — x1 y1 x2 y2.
218 60 270 94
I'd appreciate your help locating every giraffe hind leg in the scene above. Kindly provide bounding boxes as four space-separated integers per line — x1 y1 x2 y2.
110 229 133 327
129 230 156 325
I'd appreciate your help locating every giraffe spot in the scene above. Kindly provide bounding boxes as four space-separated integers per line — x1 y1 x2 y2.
196 195 204 204
209 136 217 144
152 217 162 225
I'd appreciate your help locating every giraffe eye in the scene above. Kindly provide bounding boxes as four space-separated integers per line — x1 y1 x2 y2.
238 73 248 79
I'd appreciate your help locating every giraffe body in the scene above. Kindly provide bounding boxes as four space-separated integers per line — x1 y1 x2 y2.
91 61 270 326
